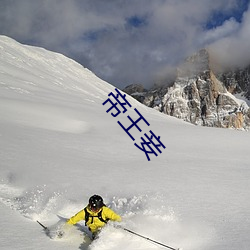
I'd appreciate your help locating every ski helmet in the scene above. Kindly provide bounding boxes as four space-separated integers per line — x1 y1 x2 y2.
89 195 104 210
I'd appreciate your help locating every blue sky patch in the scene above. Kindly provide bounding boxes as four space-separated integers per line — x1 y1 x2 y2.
206 0 249 29
126 15 147 28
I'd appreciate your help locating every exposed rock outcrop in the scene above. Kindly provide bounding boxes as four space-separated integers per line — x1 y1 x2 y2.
123 49 250 130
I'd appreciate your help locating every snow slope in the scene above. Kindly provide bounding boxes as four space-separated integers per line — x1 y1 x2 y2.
0 35 250 250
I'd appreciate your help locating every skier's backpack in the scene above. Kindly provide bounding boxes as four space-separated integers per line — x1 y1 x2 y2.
84 206 109 226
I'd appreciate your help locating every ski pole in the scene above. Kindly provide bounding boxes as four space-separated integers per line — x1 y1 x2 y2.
37 220 48 231
122 227 180 250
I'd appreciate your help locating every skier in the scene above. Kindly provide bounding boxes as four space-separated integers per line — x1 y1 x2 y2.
66 194 121 239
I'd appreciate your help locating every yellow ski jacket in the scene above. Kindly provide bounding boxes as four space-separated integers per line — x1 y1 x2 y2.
67 206 121 233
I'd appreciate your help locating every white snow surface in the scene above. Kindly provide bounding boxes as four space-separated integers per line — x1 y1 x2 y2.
0 36 250 250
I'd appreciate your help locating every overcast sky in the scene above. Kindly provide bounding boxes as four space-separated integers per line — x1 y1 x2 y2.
0 0 249 89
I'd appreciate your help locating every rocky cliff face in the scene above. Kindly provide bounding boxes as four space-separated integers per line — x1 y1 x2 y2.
217 66 250 99
123 49 250 130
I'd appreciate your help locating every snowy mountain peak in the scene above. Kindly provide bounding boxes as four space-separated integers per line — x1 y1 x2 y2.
177 49 210 78
124 49 250 130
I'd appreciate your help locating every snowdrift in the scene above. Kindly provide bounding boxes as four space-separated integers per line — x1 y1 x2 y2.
0 36 250 250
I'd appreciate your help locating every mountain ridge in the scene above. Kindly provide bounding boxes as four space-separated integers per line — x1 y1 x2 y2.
123 49 250 130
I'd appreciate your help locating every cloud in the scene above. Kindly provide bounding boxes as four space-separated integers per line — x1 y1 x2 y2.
0 0 249 88
200 18 240 45
209 4 250 68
